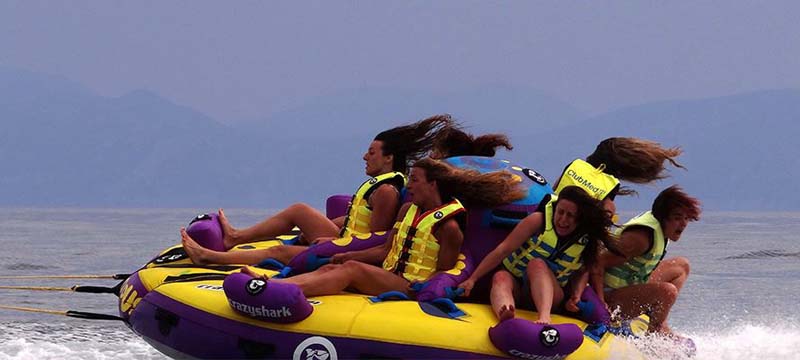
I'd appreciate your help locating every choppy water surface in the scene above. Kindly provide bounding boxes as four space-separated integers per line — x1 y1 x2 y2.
0 209 798 359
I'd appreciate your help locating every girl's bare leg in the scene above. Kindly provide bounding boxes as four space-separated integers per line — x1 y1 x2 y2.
605 282 679 334
646 256 690 332
182 229 306 265
490 270 519 321
275 261 410 297
649 257 690 292
220 205 340 249
526 258 564 324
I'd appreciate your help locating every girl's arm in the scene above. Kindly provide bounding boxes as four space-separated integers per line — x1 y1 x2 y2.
565 269 589 312
588 262 608 308
433 219 464 271
592 227 653 304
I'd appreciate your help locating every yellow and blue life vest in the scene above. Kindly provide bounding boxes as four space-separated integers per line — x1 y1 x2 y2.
339 172 406 238
555 159 620 201
604 211 667 289
382 199 466 282
502 195 589 287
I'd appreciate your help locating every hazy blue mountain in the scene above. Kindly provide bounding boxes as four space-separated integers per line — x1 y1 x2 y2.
508 89 800 211
2 66 798 210
0 66 585 209
240 85 585 140
0 66 251 207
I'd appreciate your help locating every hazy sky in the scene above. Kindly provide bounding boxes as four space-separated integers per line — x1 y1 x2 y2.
1 1 798 122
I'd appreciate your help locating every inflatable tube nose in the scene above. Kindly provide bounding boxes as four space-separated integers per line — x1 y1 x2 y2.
223 272 312 324
489 318 583 358
186 213 225 252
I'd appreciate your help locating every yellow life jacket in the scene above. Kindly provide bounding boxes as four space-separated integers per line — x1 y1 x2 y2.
555 159 620 201
502 195 589 287
339 172 406 238
382 199 466 282
604 211 667 289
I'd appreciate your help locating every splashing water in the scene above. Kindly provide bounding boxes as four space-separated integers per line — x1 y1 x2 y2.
691 322 800 360
614 321 800 360
0 322 166 360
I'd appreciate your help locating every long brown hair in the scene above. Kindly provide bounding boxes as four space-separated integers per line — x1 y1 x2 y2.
374 114 453 174
651 185 702 222
555 186 614 267
433 127 513 158
585 138 685 195
412 158 526 208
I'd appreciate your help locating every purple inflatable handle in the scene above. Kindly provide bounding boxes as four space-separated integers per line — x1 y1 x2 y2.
489 318 583 358
326 194 351 220
286 232 388 275
575 285 611 324
223 272 312 324
186 213 225 252
415 250 475 302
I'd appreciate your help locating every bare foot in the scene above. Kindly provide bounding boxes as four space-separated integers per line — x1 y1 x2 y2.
533 314 551 325
498 304 516 322
218 208 241 249
241 266 269 281
181 228 215 265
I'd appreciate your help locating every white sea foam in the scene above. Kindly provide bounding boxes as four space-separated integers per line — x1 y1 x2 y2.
0 323 166 360
616 322 800 360
0 338 164 360
691 323 800 360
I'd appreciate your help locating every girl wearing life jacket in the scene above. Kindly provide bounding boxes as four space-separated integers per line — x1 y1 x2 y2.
593 185 701 334
181 115 453 265
232 158 525 298
458 186 612 325
552 137 685 218
430 126 513 159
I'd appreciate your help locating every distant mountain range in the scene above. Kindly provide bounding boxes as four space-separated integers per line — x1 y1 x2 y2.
511 89 800 211
1 65 798 210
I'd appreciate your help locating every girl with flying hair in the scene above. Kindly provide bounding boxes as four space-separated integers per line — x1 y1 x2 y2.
430 126 513 159
181 115 453 266
235 157 526 299
459 186 613 325
553 137 685 218
594 185 701 335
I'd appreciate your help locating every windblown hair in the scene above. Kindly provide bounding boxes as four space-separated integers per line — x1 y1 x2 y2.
412 158 526 208
651 185 702 222
375 114 454 174
433 127 513 158
585 137 685 195
555 186 614 267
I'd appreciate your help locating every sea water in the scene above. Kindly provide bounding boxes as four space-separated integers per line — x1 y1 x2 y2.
0 208 798 360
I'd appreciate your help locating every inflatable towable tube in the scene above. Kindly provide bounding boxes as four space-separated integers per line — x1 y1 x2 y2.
121 242 644 359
